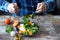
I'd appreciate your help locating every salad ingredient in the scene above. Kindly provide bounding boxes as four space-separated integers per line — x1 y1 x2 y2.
28 22 33 25
20 24 24 27
15 34 21 40
19 27 26 33
13 20 19 27
32 27 38 30
28 31 32 35
18 31 23 34
14 20 18 23
13 23 18 27
6 25 13 33
19 27 25 31
19 24 25 31
29 14 35 18
23 31 29 35
18 24 26 34
27 29 30 32
4 18 11 25
10 31 15 36
17 25 20 29
31 30 37 34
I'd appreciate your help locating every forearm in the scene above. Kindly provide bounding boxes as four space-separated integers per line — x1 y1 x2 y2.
0 0 9 12
44 0 56 12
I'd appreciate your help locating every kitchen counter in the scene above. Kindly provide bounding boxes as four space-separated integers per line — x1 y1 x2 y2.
0 15 60 40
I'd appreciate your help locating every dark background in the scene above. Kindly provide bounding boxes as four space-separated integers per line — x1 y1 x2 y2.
6 0 12 3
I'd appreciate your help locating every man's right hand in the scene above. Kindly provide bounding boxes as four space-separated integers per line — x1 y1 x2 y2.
7 3 19 13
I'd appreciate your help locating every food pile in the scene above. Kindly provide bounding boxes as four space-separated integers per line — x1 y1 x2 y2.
5 14 39 36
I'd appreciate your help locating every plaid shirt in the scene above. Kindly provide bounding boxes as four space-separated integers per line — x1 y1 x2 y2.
0 0 55 16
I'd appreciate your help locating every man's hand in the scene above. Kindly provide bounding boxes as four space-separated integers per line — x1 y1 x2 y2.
7 3 19 13
36 2 46 13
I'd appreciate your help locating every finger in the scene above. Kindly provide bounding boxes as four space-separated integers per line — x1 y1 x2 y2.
13 3 19 9
36 3 43 11
36 3 39 9
36 6 42 11
36 9 42 13
36 5 42 11
36 3 41 10
36 3 42 9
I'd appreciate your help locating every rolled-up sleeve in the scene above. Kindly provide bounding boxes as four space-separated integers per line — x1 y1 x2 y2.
0 0 9 12
44 0 56 12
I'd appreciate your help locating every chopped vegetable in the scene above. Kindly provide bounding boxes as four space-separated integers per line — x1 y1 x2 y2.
28 22 33 25
27 29 30 32
15 34 21 40
13 20 19 27
17 25 20 29
29 14 35 18
6 25 13 33
23 18 30 23
19 26 25 32
31 30 37 34
10 31 15 36
31 27 38 30
28 31 32 35
14 20 19 23
19 24 25 31
20 24 24 27
23 31 29 35
18 31 23 34
13 23 18 27
4 18 11 25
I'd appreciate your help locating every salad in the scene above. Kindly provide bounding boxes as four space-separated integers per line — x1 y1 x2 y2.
6 14 39 36
17 23 39 36
13 14 39 36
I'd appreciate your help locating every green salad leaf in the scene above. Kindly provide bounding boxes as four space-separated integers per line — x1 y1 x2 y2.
31 30 37 34
23 31 29 35
6 25 13 33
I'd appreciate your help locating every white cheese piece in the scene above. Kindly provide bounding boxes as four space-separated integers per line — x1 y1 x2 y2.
20 24 24 27
19 26 25 31
10 31 16 36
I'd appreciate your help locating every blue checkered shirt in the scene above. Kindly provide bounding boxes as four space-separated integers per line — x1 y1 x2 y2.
0 0 55 16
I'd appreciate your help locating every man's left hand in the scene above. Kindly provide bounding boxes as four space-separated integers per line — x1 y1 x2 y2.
36 2 46 13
